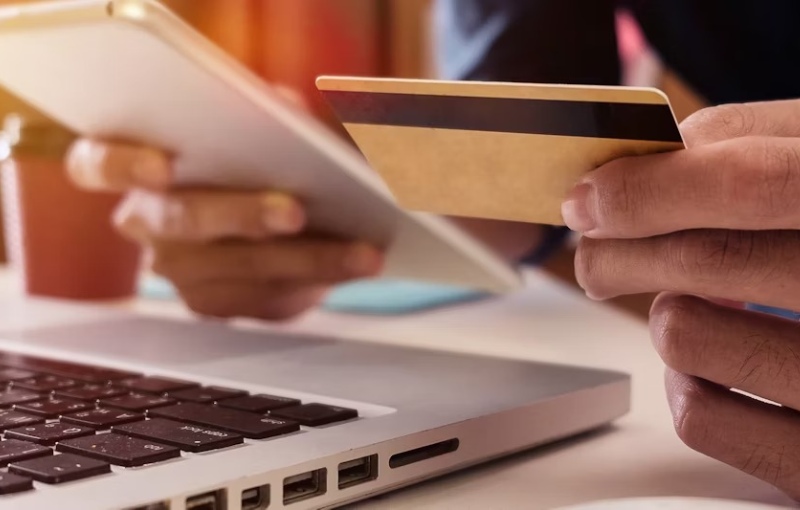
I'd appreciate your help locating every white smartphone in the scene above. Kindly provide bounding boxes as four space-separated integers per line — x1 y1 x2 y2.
0 0 521 293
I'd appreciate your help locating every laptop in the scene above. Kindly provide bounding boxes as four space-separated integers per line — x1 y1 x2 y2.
0 295 630 510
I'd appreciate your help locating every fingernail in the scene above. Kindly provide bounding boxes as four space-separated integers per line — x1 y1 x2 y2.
344 244 383 276
561 183 596 233
66 140 105 190
132 150 172 190
262 194 305 234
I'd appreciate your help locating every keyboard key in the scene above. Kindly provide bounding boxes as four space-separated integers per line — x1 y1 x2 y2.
218 394 300 413
61 408 144 429
15 398 92 419
119 377 198 394
114 418 243 453
10 453 110 484
0 439 52 466
169 386 247 403
150 403 300 439
13 375 77 393
0 410 44 431
6 422 95 446
55 384 128 401
0 352 139 383
0 368 37 384
0 389 45 408
270 403 358 427
101 394 175 412
0 471 33 495
58 433 180 467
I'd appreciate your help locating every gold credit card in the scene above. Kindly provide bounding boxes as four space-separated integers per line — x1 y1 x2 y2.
316 76 685 225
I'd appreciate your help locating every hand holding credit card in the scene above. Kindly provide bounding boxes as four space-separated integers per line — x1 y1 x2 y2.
317 77 685 226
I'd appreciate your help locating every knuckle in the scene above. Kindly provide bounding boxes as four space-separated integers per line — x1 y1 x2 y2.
740 445 783 484
668 229 793 290
732 329 800 392
667 230 760 283
731 334 774 390
756 142 800 219
727 138 800 220
738 443 800 491
650 295 705 373
680 103 757 146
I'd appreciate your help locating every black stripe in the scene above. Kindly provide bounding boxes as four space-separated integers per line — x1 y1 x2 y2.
323 90 683 143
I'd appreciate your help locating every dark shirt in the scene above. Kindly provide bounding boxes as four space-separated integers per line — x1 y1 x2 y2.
434 0 800 104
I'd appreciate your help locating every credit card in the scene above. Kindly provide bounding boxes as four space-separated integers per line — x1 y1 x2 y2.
317 77 684 225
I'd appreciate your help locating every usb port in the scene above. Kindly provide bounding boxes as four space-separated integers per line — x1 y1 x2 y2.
338 455 378 490
241 485 269 510
283 469 327 505
125 504 169 510
186 489 224 510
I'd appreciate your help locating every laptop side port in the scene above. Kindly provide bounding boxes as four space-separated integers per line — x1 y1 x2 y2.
338 455 378 490
241 484 270 510
124 503 170 510
389 438 460 469
186 489 225 510
283 468 327 505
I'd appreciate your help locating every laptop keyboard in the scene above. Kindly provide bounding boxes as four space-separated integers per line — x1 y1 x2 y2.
0 351 359 495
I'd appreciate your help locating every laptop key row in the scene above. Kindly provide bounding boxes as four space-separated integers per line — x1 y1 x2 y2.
5 422 95 446
57 433 181 467
10 453 111 485
0 353 138 384
114 418 243 452
0 353 359 496
61 408 144 429
15 398 93 418
149 403 299 439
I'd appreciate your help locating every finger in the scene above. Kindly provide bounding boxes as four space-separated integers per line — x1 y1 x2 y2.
575 229 800 310
681 100 800 148
561 136 800 238
114 189 305 242
665 369 800 499
177 281 326 321
66 139 172 192
151 239 384 285
652 294 800 411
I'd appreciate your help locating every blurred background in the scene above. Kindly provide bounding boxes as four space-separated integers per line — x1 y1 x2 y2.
0 0 435 126
0 0 704 315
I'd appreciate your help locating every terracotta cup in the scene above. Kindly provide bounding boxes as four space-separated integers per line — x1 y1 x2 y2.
0 116 142 300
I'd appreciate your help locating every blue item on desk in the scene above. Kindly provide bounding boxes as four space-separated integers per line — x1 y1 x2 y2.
324 280 489 315
139 276 489 315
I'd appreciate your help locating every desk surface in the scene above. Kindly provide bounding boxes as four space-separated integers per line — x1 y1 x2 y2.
1 270 794 509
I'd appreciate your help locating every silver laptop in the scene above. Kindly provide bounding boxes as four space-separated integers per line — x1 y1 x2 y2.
0 296 630 510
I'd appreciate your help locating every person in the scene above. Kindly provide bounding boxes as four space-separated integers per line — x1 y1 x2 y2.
65 0 800 499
